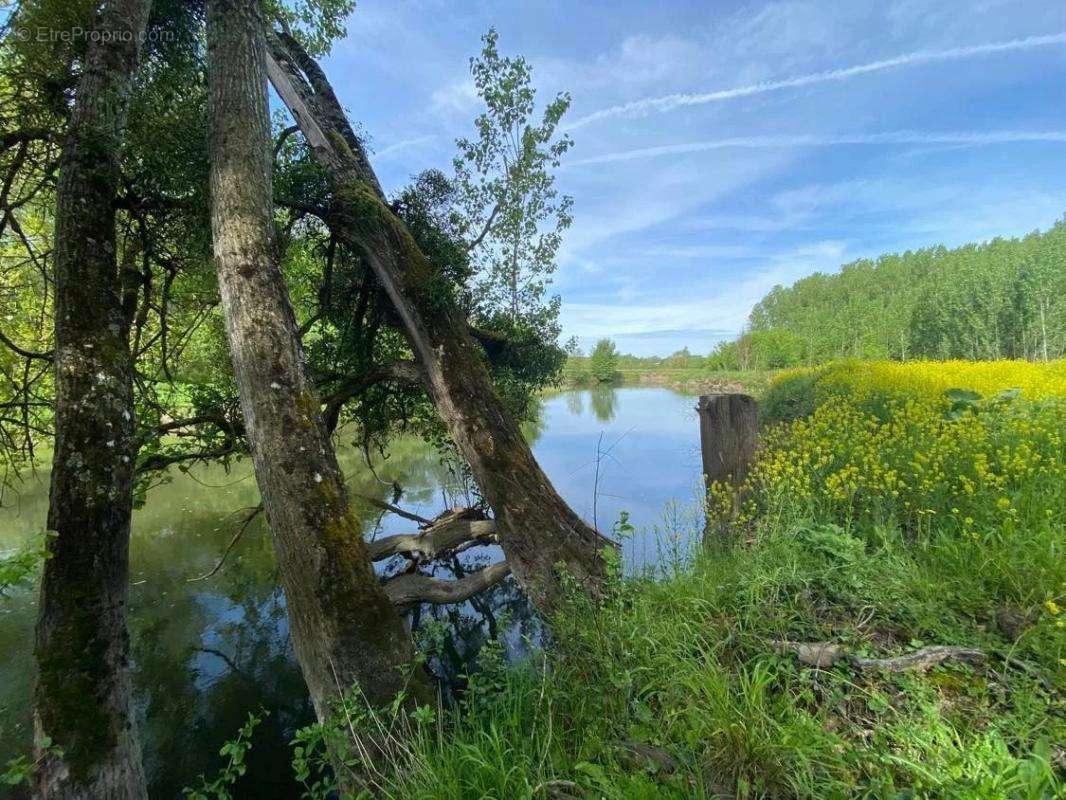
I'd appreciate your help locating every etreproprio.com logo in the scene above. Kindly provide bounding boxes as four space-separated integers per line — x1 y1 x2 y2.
12 26 176 44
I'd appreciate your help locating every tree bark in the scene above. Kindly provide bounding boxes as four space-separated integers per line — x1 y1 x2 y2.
698 393 757 488
206 0 429 726
32 1 153 797
698 393 757 542
265 32 612 610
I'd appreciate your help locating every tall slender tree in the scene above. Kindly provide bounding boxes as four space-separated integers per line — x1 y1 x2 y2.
31 0 153 797
205 0 428 733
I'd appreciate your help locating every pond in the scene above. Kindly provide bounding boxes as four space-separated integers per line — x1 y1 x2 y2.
0 386 705 797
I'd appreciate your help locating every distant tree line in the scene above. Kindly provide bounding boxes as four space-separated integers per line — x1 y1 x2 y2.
708 219 1066 370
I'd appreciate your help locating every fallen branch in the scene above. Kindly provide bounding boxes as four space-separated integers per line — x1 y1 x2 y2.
383 560 511 609
368 514 497 562
616 740 680 774
532 780 582 799
773 641 985 672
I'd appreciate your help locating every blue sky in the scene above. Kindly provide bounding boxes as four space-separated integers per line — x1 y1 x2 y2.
317 0 1066 356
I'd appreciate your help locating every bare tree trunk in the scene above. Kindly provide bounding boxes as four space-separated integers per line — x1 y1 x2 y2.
206 0 429 726
32 1 152 797
699 394 757 543
265 32 611 610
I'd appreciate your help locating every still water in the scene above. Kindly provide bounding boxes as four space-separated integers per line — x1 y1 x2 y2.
0 386 703 797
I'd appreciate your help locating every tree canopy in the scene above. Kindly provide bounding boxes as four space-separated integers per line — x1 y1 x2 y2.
708 220 1066 369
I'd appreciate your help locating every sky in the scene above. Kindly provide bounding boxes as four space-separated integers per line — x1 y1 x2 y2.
317 0 1066 356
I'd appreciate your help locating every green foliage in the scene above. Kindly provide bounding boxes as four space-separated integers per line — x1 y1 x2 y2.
291 30 571 470
758 365 825 423
587 338 619 383
451 28 574 327
183 712 265 800
736 219 1066 366
360 504 1062 797
2 736 62 788
0 532 51 595
351 371 1063 798
267 0 358 57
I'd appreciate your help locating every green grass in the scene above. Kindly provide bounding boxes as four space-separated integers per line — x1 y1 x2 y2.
373 507 1062 799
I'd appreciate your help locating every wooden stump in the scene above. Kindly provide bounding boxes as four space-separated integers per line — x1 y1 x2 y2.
698 393 757 541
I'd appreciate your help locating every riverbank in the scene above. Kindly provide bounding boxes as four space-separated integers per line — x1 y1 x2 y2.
560 366 775 396
618 367 773 395
190 360 1065 797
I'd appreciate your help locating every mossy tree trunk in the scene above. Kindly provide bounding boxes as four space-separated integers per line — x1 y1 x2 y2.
267 33 613 610
206 0 429 726
32 0 153 797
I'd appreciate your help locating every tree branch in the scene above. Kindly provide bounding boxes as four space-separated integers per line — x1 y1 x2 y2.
321 359 420 432
0 327 53 361
384 560 511 608
135 444 241 475
0 128 53 152
273 123 300 157
464 199 502 253
368 515 497 561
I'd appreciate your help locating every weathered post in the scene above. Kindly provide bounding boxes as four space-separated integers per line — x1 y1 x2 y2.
698 393 758 541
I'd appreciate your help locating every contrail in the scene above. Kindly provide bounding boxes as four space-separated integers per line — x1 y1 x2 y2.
565 32 1066 130
571 131 1066 166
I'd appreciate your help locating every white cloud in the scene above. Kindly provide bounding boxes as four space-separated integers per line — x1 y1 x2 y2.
560 240 848 339
537 33 707 97
569 130 1066 166
429 78 480 117
371 135 437 160
565 32 1066 130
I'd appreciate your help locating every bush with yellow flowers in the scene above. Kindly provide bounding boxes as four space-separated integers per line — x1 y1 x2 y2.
704 359 1065 673
761 358 1066 424
737 392 1066 540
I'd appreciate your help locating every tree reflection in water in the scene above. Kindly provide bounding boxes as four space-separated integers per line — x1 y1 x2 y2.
590 385 619 422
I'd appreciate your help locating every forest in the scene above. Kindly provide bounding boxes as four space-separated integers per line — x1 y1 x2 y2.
706 221 1066 371
0 1 1063 799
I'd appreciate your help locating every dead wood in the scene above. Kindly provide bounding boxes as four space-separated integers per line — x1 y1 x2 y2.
773 641 985 672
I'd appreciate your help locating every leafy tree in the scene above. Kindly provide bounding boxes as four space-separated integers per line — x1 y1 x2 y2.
706 340 740 371
451 28 573 328
588 338 619 383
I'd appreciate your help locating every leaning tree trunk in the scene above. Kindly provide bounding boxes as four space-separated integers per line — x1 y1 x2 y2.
266 32 612 610
206 0 429 725
32 1 153 797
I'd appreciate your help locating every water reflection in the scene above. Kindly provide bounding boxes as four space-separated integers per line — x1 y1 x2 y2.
0 387 702 797
588 386 619 422
565 389 583 416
